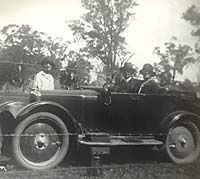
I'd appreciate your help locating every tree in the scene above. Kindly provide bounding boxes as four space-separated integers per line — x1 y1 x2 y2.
0 24 69 90
179 78 194 91
0 24 42 89
44 36 69 65
68 0 137 78
154 38 195 84
183 5 200 85
183 5 200 53
59 50 93 89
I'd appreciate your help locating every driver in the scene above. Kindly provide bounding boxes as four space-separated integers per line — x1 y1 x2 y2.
138 63 160 94
113 62 140 93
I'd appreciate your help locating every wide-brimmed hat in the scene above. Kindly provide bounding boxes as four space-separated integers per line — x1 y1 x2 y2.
41 57 55 67
120 62 136 73
140 63 155 76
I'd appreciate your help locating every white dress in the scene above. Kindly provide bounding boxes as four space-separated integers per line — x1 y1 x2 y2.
32 71 54 90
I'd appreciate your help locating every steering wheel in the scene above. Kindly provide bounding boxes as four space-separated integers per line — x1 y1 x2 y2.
103 83 112 105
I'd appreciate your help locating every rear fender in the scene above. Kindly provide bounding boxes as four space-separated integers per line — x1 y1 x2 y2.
160 110 200 134
16 101 80 133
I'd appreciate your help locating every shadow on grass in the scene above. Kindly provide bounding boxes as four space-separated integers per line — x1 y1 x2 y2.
60 146 200 179
63 146 169 167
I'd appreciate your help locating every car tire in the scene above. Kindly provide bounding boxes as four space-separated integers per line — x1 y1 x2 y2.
12 112 70 170
0 126 3 155
165 121 200 164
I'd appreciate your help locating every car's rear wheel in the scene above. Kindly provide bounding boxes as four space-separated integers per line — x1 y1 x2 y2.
12 112 69 170
0 126 3 155
165 121 200 164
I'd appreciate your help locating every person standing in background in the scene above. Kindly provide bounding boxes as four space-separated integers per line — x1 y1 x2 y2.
32 57 55 91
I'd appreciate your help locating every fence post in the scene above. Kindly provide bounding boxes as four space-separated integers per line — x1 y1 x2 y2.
88 153 103 177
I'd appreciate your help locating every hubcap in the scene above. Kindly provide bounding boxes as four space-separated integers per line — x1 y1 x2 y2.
167 126 195 159
19 122 63 164
177 136 187 149
34 133 49 150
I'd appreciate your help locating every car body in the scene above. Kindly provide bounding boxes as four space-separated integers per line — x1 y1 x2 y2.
1 85 200 170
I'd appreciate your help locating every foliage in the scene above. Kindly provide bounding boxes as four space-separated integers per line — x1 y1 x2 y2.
0 24 69 90
59 50 93 89
68 0 137 79
183 5 200 84
178 78 194 91
183 5 200 53
154 38 195 84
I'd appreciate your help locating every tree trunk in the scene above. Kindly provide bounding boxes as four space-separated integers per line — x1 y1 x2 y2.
172 69 176 82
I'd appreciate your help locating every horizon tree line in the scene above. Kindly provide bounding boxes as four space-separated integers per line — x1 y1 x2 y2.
0 0 199 91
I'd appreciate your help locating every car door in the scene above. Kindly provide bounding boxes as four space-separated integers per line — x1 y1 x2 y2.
104 91 142 133
104 91 173 134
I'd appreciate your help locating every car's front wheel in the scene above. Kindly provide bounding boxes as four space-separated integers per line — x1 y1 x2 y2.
12 112 69 170
165 121 200 164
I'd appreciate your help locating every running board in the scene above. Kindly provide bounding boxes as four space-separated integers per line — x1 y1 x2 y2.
78 136 163 146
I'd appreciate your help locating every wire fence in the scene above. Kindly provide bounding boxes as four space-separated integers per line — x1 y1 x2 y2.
0 60 199 177
0 60 105 74
0 130 199 178
0 59 198 94
0 131 198 137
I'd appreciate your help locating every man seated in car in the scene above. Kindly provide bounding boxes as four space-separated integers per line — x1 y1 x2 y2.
113 62 141 93
137 63 160 94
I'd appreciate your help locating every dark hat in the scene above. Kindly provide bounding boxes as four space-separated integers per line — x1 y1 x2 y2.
120 62 136 73
41 57 55 67
140 63 155 76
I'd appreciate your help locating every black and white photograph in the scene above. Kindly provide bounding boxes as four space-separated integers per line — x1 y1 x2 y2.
0 0 200 178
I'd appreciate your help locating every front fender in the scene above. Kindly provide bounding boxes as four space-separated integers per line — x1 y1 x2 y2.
0 101 26 118
16 101 79 132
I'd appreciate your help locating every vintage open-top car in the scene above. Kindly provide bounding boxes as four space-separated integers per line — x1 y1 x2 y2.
0 84 200 170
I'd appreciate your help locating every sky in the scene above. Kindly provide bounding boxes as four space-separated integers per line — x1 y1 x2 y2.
0 0 200 81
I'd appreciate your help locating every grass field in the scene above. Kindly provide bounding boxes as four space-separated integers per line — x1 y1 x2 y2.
0 147 199 179
0 163 199 179
0 93 200 179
